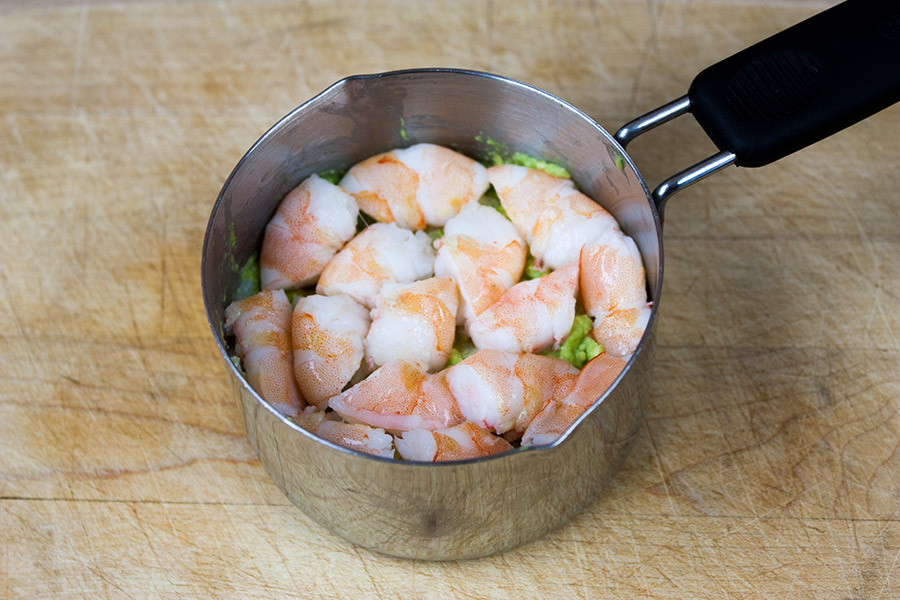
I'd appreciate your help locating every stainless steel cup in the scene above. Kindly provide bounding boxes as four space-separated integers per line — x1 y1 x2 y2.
202 69 660 559
203 3 898 557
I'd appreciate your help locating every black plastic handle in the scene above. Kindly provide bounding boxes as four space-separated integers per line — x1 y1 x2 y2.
689 0 900 168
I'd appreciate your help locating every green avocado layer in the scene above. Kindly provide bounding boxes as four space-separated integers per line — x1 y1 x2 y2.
523 253 550 280
478 188 509 219
509 152 571 179
476 136 571 179
233 252 260 302
317 169 345 185
542 314 603 369
446 338 478 367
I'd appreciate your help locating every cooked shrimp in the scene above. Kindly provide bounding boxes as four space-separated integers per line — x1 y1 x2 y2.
467 263 579 354
294 409 393 458
488 165 618 270
316 420 394 458
224 289 305 416
394 422 513 462
316 222 434 308
292 407 327 432
339 152 422 230
489 164 650 356
292 294 370 408
485 164 569 235
579 227 651 357
328 360 465 431
521 353 627 447
339 143 489 230
365 276 459 372
445 350 579 437
434 201 526 325
260 174 359 289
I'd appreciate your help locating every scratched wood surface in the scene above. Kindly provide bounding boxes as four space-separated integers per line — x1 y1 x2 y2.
1 0 898 597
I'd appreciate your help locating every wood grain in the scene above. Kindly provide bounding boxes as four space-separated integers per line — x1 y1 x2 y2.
2 0 898 598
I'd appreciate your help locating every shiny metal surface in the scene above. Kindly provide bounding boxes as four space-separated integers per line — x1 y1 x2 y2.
615 95 736 217
201 69 663 560
614 95 692 147
651 151 736 214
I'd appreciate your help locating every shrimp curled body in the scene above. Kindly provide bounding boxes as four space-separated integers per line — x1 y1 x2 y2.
340 143 490 230
316 222 435 308
260 174 359 290
394 422 513 462
467 263 579 354
294 409 394 458
225 289 305 416
328 360 465 432
292 294 370 408
365 276 459 372
434 201 526 327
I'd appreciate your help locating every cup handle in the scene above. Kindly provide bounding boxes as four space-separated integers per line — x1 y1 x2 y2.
615 0 900 218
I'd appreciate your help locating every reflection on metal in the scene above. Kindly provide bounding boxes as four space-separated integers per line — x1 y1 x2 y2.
614 95 736 219
614 95 691 148
652 151 737 212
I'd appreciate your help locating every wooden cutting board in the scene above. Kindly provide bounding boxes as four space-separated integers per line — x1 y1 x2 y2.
2 0 898 597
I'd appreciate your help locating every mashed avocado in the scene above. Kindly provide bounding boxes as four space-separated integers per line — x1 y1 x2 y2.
543 315 603 369
478 189 509 218
476 135 507 166
476 135 572 179
523 253 550 280
226 222 242 272
446 317 600 371
446 337 478 367
284 288 308 304
317 169 345 185
234 252 261 302
509 152 571 179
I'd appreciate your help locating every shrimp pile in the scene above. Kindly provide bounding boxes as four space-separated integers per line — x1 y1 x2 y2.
224 142 650 461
